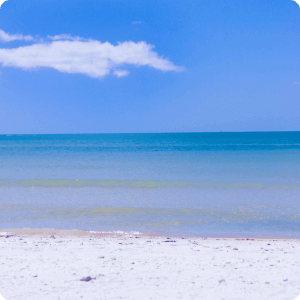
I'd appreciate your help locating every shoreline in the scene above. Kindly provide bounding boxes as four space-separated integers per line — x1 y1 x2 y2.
1 228 300 240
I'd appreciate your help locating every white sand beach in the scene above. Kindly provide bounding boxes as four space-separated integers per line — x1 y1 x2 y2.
0 229 299 300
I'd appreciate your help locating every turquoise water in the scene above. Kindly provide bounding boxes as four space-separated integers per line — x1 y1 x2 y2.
0 132 300 237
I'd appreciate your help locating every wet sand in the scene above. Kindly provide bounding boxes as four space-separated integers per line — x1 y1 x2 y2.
0 229 299 300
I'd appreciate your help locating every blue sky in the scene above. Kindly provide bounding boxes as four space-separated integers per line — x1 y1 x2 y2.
0 0 299 133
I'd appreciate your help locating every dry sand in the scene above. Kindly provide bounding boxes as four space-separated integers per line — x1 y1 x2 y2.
0 229 300 300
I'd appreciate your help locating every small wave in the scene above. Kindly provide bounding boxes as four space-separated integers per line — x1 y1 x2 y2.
0 179 299 190
2 204 300 222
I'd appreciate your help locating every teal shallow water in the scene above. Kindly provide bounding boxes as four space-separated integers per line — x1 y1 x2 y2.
0 132 300 237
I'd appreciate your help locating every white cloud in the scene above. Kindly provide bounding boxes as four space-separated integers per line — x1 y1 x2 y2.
113 69 130 77
0 30 33 42
0 32 183 78
47 34 85 41
292 0 300 8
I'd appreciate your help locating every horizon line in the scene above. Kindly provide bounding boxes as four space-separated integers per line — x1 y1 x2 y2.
0 130 300 136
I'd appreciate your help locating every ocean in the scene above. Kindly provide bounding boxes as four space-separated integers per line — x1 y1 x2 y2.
0 132 300 237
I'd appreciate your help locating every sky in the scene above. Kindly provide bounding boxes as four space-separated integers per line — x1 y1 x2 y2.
0 0 299 134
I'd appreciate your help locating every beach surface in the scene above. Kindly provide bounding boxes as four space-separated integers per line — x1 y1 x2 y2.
0 229 299 300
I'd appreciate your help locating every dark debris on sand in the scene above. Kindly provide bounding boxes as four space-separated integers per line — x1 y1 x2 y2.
80 276 95 282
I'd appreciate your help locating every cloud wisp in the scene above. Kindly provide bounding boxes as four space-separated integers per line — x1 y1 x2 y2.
292 0 300 8
46 34 85 41
0 30 33 42
0 31 183 79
